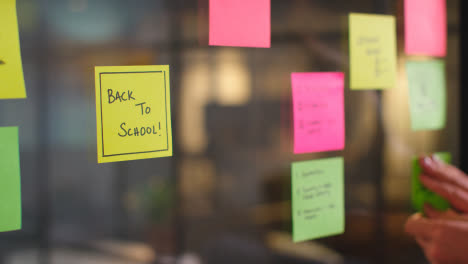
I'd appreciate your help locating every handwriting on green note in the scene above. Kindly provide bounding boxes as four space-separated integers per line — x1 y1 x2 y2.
0 126 22 232
292 157 345 242
407 60 446 131
412 153 451 212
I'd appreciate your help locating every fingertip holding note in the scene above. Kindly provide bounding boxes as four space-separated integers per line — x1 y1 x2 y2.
291 72 345 154
209 0 271 48
412 152 451 212
95 65 173 163
349 13 397 90
0 127 22 232
0 0 26 99
406 60 446 131
292 157 345 242
404 0 447 57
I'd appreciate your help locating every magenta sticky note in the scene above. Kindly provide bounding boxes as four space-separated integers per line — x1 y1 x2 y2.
405 0 447 57
209 0 270 48
292 73 345 154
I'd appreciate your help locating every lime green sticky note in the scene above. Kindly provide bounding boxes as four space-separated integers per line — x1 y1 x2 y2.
349 13 397 90
407 60 446 131
0 0 27 99
292 157 345 242
412 152 451 212
95 65 173 163
0 127 22 232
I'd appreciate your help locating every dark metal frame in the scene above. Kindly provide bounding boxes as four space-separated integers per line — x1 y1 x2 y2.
461 0 468 173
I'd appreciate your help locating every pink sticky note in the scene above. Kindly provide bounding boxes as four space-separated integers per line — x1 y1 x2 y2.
292 73 345 154
405 0 447 57
209 0 270 48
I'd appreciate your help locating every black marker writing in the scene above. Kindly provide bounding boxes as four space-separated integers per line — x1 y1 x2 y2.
358 36 379 45
108 89 135 104
135 102 151 115
118 122 162 137
301 169 324 177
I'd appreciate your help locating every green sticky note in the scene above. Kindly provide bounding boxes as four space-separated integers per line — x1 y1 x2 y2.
0 127 22 232
412 152 451 212
407 60 446 131
292 157 345 242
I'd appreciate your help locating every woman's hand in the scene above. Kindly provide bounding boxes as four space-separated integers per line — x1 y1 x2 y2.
405 209 468 264
419 155 468 213
405 156 468 263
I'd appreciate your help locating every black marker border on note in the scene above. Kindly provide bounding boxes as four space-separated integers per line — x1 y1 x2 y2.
99 71 169 157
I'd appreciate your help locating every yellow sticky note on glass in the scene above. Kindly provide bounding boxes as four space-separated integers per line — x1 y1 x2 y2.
95 66 173 163
0 0 26 99
349 13 397 90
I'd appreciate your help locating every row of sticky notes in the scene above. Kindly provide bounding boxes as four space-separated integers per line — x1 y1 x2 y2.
352 12 447 130
349 12 446 89
208 0 446 57
0 0 447 96
291 61 446 156
290 151 450 242
208 0 447 134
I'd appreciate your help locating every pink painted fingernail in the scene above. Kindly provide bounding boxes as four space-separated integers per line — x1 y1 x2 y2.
423 157 433 168
431 154 443 164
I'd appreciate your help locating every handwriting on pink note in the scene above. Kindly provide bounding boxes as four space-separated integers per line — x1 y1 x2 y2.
405 0 446 57
209 0 270 48
292 73 345 154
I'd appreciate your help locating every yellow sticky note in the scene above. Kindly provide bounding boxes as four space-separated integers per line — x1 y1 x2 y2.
95 66 173 163
349 13 397 90
0 0 26 99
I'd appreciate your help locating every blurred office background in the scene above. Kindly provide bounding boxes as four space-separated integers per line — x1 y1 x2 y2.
0 0 461 263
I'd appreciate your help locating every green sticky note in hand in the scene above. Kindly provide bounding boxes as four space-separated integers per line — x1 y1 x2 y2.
407 60 446 131
412 152 451 212
0 127 22 232
292 157 345 242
